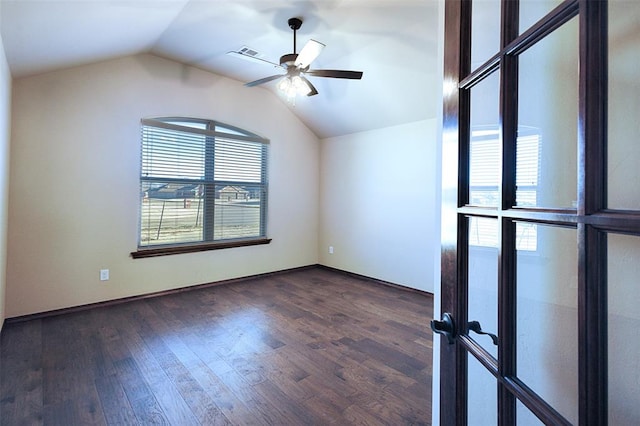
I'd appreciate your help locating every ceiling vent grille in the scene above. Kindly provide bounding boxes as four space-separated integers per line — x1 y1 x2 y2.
238 46 260 58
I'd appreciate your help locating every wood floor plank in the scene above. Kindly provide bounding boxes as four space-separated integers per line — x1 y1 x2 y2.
42 399 76 426
0 320 43 425
113 357 170 424
284 342 361 399
343 402 390 426
141 336 231 425
176 337 264 425
110 316 201 426
94 373 139 425
1 267 433 425
339 336 428 376
252 378 326 425
298 373 354 421
38 313 106 424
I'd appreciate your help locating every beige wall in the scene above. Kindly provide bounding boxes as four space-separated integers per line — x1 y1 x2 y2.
0 29 11 328
319 120 439 293
6 54 320 317
6 53 441 318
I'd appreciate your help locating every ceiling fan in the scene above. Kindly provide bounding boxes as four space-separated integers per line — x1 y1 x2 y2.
228 17 363 98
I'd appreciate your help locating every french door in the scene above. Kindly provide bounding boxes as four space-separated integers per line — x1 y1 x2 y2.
436 0 640 424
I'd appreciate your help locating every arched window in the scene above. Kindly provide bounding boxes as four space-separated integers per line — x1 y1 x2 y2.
132 117 270 258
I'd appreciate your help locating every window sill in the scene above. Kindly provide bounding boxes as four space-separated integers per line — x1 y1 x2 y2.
131 238 272 259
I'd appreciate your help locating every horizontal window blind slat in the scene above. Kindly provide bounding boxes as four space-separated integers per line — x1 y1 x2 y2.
142 118 269 144
139 118 268 249
469 127 539 249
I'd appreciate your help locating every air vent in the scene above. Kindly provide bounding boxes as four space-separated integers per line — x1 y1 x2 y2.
238 46 260 58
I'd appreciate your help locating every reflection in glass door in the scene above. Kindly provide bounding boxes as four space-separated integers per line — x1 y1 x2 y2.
436 0 624 425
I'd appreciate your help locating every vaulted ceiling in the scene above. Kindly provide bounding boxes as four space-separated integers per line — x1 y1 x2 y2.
0 0 442 139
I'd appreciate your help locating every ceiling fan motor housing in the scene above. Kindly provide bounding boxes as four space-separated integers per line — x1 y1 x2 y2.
280 53 298 67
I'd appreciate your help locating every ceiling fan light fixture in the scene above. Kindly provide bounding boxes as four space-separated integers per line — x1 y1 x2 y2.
293 75 312 95
278 75 311 102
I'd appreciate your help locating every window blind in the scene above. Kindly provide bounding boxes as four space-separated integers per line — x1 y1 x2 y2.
515 132 540 207
469 127 540 251
139 118 268 248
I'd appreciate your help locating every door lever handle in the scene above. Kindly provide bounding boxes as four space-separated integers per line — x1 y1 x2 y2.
468 321 498 346
430 312 456 344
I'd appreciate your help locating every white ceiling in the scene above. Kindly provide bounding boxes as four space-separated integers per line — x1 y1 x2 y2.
0 0 441 139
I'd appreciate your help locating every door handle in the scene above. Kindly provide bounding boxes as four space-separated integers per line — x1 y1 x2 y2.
468 320 498 346
430 312 456 344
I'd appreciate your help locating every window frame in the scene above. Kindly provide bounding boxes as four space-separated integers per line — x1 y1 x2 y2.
131 117 271 259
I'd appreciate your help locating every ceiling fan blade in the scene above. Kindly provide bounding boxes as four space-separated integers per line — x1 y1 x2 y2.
300 76 319 97
245 74 284 87
306 69 364 79
227 51 283 69
295 39 325 68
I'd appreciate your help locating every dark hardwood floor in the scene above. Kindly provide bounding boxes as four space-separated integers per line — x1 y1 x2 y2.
0 266 433 425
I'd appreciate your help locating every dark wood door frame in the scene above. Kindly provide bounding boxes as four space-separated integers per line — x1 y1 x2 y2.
438 0 611 424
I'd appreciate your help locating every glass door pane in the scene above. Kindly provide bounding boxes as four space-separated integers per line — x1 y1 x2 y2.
517 18 578 209
519 0 565 34
468 217 498 358
516 400 545 425
607 1 640 209
468 355 497 426
516 223 578 425
607 233 640 425
471 0 501 69
469 71 501 208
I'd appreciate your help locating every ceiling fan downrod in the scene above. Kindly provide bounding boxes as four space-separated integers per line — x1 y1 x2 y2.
288 17 302 54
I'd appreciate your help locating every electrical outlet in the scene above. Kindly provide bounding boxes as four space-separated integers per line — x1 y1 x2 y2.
100 269 109 281
329 246 334 254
